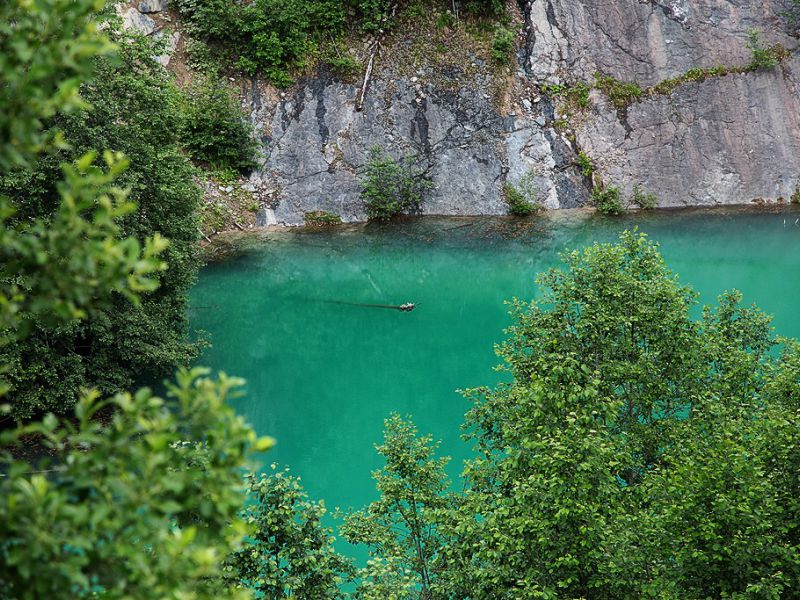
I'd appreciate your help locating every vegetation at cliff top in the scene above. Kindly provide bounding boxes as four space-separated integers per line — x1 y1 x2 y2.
172 0 508 86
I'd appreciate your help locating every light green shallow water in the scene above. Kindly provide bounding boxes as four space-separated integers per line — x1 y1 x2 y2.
189 208 800 556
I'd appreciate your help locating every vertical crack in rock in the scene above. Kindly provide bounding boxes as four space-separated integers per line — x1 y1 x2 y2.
411 97 432 158
518 0 535 75
312 79 330 148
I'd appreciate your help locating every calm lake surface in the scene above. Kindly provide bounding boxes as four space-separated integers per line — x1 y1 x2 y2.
189 208 800 556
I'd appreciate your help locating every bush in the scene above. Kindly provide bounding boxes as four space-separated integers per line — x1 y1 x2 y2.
325 53 362 82
462 0 505 18
0 29 201 419
181 76 259 174
0 369 270 598
360 147 431 221
632 183 657 209
491 26 516 62
504 173 542 216
746 29 778 70
577 151 594 176
591 185 625 215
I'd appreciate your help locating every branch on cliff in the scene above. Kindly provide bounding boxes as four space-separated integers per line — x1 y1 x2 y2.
355 1 399 112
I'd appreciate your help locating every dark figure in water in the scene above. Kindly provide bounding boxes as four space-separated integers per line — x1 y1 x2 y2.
319 299 417 312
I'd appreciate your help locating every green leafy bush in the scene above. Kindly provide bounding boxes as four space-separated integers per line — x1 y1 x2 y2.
360 147 431 221
577 151 594 176
747 29 778 70
226 467 353 598
491 26 516 62
591 185 625 215
462 0 505 18
504 174 542 216
181 76 259 174
632 183 657 209
173 0 347 85
0 368 271 598
325 53 362 82
0 28 199 418
342 415 450 598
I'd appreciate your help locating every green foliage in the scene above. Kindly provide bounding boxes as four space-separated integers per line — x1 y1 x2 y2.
440 231 800 597
227 466 353 598
461 0 505 18
173 0 348 85
0 0 112 170
304 210 343 226
342 415 451 599
747 29 778 70
0 0 167 400
181 76 259 174
651 65 730 96
792 186 800 204
576 150 594 176
503 175 541 217
784 0 800 35
326 53 363 82
352 0 393 33
491 26 516 63
0 368 273 598
541 81 591 110
360 147 431 221
1 29 204 419
632 183 657 209
594 73 643 109
591 185 625 215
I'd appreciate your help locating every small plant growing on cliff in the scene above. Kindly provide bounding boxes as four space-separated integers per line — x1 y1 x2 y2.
304 210 343 226
504 171 543 216
632 184 658 209
746 30 778 70
491 26 516 63
592 186 625 216
577 151 594 177
594 73 643 110
326 53 361 83
504 184 535 216
791 187 800 204
361 147 431 221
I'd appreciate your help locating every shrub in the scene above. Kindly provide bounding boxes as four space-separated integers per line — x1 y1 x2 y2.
591 185 625 215
791 186 800 204
360 147 431 221
180 76 259 174
304 210 343 226
504 173 542 216
746 29 778 70
462 0 505 18
577 151 594 176
632 183 657 209
491 26 516 63
326 53 362 82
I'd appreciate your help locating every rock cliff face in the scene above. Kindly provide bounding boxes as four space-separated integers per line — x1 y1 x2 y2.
246 0 800 225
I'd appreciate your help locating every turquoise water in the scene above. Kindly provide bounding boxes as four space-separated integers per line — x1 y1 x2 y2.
189 208 800 555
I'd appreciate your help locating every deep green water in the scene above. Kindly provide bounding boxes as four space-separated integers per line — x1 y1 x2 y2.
189 208 800 557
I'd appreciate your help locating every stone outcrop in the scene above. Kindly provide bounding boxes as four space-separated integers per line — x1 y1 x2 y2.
246 0 800 224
